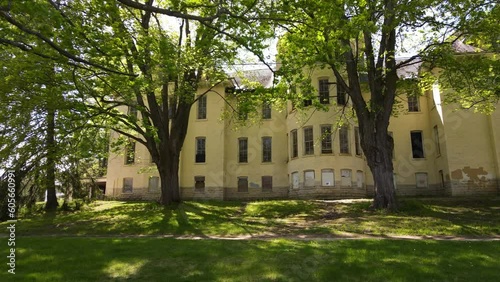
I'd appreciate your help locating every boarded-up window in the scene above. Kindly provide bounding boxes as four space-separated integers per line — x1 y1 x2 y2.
195 176 205 192
416 172 428 188
356 171 364 188
321 169 334 187
148 176 159 192
292 172 299 189
341 169 352 187
304 170 315 187
262 176 272 191
123 177 133 193
238 177 248 192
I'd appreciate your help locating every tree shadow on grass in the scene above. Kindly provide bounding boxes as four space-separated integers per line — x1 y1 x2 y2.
6 237 500 282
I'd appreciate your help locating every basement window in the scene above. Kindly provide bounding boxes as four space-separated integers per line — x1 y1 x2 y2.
195 176 205 192
238 177 248 192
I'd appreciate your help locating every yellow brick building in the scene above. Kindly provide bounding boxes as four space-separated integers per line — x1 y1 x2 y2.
105 68 500 200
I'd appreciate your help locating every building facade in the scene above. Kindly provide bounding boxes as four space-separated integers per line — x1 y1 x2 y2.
105 68 500 201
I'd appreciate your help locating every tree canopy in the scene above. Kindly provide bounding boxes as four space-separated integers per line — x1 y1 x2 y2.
272 0 498 210
1 0 276 205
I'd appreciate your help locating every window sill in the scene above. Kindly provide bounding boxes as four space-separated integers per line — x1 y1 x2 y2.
321 152 334 155
196 119 208 121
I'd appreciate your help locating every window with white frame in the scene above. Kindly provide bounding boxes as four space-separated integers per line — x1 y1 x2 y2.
195 137 206 163
197 95 207 119
321 125 333 154
262 136 272 162
238 138 248 163
408 95 420 112
304 127 314 155
339 126 350 154
262 102 271 119
319 78 330 104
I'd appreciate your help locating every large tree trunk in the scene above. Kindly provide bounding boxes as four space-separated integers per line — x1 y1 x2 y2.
366 126 397 210
357 110 398 211
158 153 181 205
154 99 191 206
45 108 58 211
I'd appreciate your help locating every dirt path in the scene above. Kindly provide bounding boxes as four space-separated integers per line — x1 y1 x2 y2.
10 232 500 241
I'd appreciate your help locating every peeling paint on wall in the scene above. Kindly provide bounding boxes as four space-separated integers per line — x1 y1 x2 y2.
451 169 463 180
450 167 494 190
462 166 489 182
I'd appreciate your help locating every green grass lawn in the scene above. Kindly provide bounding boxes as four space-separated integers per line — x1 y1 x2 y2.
2 198 499 237
1 198 499 281
1 237 499 282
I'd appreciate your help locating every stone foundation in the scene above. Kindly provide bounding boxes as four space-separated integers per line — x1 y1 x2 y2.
223 186 289 201
450 179 499 196
106 180 499 201
181 186 224 201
